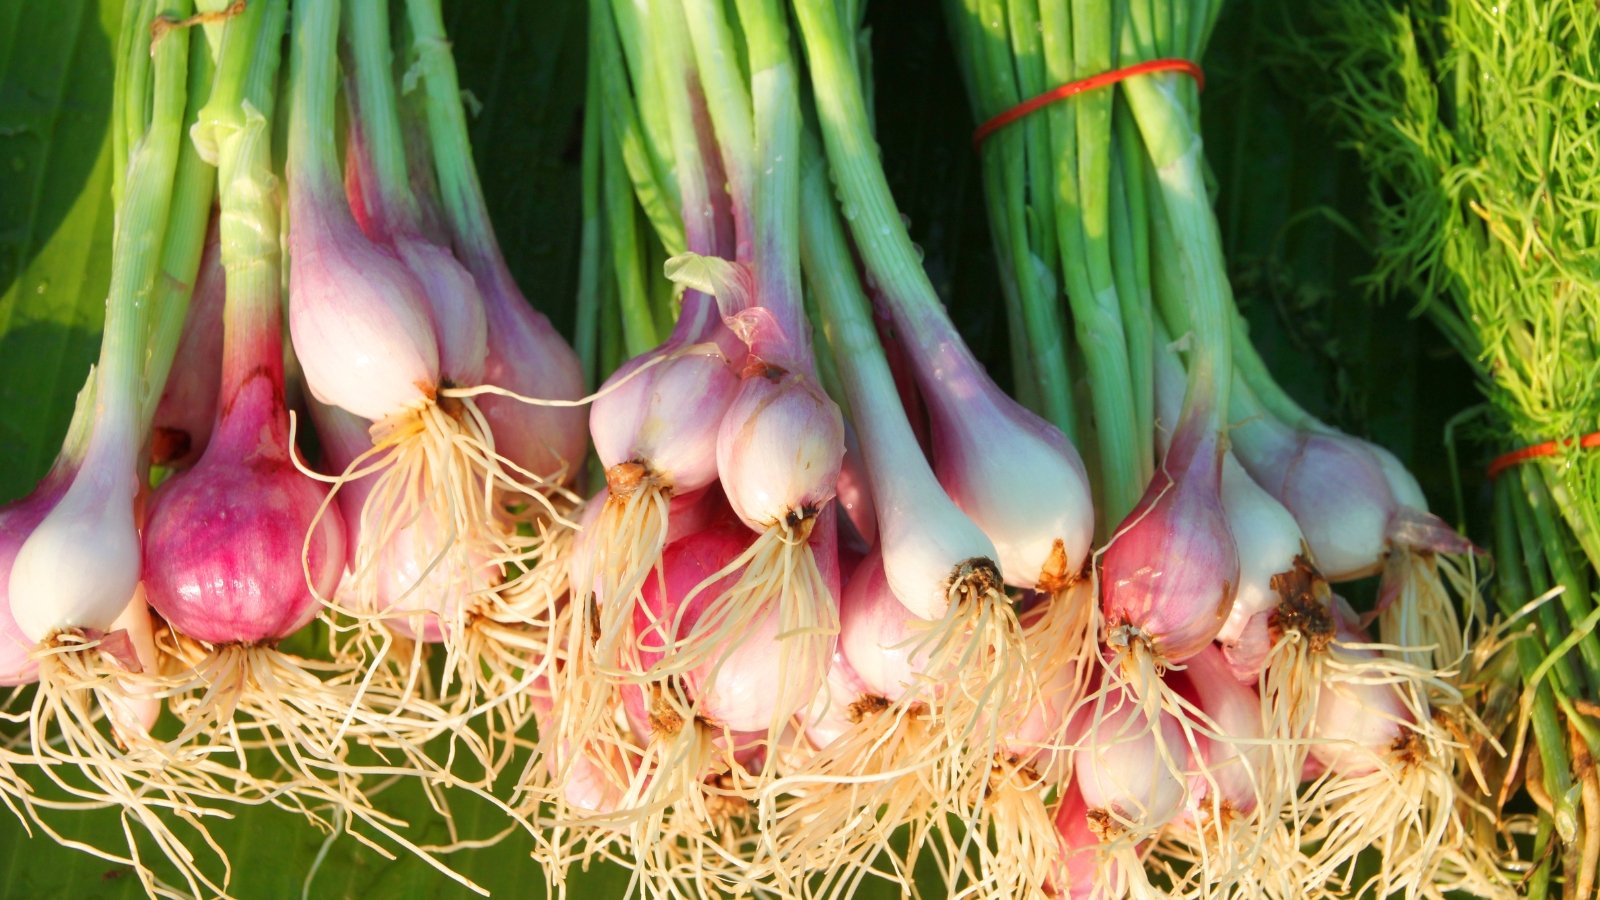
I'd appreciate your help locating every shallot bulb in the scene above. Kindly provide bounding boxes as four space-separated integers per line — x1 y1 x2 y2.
1101 402 1238 666
637 521 830 734
915 336 1094 592
715 361 844 536
1232 418 1394 582
838 548 935 704
9 451 141 642
287 171 440 423
1071 679 1190 836
590 326 739 498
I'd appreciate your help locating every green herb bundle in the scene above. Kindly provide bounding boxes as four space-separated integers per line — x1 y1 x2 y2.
1305 0 1600 894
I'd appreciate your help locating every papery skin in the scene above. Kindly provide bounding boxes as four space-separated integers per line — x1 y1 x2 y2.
102 587 162 738
1100 412 1238 663
143 373 346 645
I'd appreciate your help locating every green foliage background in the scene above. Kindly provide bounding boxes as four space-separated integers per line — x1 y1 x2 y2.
0 0 1483 895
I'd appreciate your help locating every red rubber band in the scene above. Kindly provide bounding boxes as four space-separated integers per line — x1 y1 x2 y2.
972 58 1205 149
1487 431 1600 480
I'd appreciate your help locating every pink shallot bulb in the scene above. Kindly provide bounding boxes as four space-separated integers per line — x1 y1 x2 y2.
1050 783 1140 899
1232 419 1394 582
367 505 496 643
288 179 440 423
9 450 141 642
1071 679 1189 835
590 327 739 498
915 338 1093 591
477 275 588 483
310 398 485 641
637 522 828 733
0 481 70 684
837 548 934 704
1153 328 1299 661
390 233 487 385
1214 459 1304 648
1308 643 1418 777
835 424 876 551
801 651 875 750
143 372 346 644
1171 645 1271 823
716 362 844 536
1101 405 1238 665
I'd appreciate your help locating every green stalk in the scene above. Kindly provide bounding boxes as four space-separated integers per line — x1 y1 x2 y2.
1509 470 1588 701
946 0 1046 417
1523 470 1600 681
1110 103 1155 479
735 0 806 362
1494 475 1576 839
949 0 1161 523
342 0 422 230
953 0 1072 434
1227 313 1323 431
140 41 217 429
643 0 725 257
287 0 343 203
90 0 193 469
596 0 686 258
1050 0 1142 521
574 24 604 388
1528 815 1554 900
1117 2 1229 430
112 0 149 206
679 0 756 257
606 0 679 213
794 0 977 351
799 138 918 468
599 88 658 355
1544 464 1600 588
1003 0 1070 422
402 0 508 281
210 0 288 388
